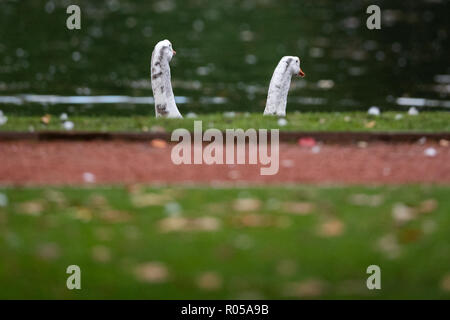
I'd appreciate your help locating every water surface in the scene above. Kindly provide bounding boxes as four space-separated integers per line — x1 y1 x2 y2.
0 0 448 116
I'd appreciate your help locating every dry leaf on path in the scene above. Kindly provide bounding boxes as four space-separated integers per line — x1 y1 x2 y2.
151 139 168 149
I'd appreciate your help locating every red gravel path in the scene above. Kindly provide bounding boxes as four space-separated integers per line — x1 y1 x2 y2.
0 141 449 185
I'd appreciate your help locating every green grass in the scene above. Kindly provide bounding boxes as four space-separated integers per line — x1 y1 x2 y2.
0 185 449 299
1 112 449 132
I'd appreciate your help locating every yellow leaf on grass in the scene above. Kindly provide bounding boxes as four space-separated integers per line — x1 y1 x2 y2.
158 216 221 233
283 279 326 298
365 120 376 128
283 202 316 215
317 219 345 237
40 114 51 125
197 272 223 291
232 198 261 212
134 262 169 283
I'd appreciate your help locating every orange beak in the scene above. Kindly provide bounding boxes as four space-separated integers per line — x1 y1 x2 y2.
172 49 177 56
299 68 305 77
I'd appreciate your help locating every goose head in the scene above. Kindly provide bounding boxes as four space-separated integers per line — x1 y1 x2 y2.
263 56 305 116
154 39 176 62
282 56 305 78
151 39 182 118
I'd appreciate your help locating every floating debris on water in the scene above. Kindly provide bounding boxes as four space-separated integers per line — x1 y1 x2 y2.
0 94 191 105
396 97 450 108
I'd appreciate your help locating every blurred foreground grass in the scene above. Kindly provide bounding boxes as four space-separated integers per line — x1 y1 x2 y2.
0 185 449 299
1 112 449 133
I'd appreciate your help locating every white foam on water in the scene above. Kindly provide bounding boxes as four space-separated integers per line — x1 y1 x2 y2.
0 94 191 105
396 97 450 108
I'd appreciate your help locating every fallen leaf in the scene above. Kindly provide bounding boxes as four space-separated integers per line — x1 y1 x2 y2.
337 280 367 295
399 229 422 244
134 262 169 283
441 274 450 292
233 234 254 250
158 216 221 232
422 219 437 234
126 184 145 195
283 279 326 298
17 201 45 216
276 260 297 277
74 207 93 222
91 245 111 263
418 199 438 214
232 214 279 228
238 214 266 227
131 193 172 207
439 139 449 147
357 141 368 148
392 203 416 224
232 198 261 212
197 272 223 291
99 210 131 223
40 114 51 125
36 243 61 260
94 227 113 241
89 194 109 208
283 202 315 215
150 126 167 133
298 137 316 147
151 139 168 148
44 190 67 206
377 234 401 259
318 219 345 237
349 194 384 207
365 120 376 128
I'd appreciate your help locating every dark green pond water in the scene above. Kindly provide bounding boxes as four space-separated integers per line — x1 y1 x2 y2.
0 0 449 116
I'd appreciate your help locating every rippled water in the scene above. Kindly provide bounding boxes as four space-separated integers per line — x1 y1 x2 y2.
0 0 448 115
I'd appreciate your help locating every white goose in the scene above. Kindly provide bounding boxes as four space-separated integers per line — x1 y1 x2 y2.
151 39 182 118
264 56 305 116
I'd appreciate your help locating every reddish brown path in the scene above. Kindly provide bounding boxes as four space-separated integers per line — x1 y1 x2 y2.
0 141 449 185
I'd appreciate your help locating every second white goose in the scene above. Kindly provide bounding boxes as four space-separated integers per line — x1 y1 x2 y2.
264 56 305 116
